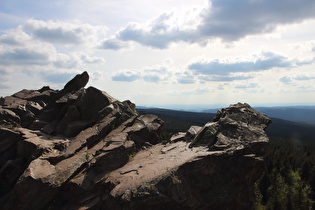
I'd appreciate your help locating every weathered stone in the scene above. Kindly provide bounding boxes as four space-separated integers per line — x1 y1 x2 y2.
0 72 271 210
62 71 89 94
17 128 69 162
170 132 186 142
185 125 202 141
0 158 27 196
0 107 21 127
0 128 22 167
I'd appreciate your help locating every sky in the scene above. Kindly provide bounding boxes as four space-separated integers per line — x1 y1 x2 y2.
1 0 315 109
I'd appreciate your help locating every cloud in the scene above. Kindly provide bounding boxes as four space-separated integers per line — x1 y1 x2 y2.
102 0 315 49
294 75 315 80
143 66 170 83
112 70 141 82
80 54 105 64
0 27 31 46
111 66 171 83
198 0 315 41
188 52 291 76
235 82 258 89
24 19 106 45
41 72 77 84
279 76 292 83
0 69 10 89
176 71 196 84
280 74 315 84
99 38 130 50
0 48 51 66
199 75 253 82
182 88 210 95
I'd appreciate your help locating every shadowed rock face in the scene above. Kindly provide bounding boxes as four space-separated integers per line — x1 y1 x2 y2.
0 72 271 210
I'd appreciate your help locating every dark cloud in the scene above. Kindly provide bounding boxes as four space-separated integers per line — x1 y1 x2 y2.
0 48 49 65
112 70 141 82
199 0 315 41
188 52 291 75
106 0 315 49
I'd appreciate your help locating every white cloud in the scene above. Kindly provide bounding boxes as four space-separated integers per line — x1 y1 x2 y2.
111 66 172 83
188 52 292 76
100 0 315 49
0 47 52 66
24 19 107 45
234 82 259 89
112 70 141 82
0 26 31 46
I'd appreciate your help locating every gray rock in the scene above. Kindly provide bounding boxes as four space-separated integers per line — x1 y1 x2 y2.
0 108 21 127
0 72 272 210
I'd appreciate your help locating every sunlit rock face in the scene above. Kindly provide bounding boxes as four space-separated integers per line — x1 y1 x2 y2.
0 72 271 210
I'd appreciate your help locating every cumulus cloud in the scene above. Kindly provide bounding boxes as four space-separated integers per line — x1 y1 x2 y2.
0 27 31 46
99 38 130 50
111 66 171 83
24 19 106 45
80 54 105 64
0 69 9 89
102 0 315 49
40 72 77 84
199 75 253 82
181 88 210 95
280 74 315 84
294 75 315 80
279 76 292 83
0 48 51 66
143 66 170 83
176 71 196 84
198 0 315 41
112 70 141 82
235 82 259 89
188 52 292 76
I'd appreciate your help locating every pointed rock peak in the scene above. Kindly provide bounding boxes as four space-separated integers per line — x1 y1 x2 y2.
63 71 89 94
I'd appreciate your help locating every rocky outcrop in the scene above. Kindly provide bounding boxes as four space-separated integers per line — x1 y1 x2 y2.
0 72 271 210
103 103 271 210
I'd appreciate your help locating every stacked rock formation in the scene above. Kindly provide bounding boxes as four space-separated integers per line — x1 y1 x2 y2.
0 72 271 210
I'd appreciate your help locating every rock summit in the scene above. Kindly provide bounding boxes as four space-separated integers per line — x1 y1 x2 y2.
0 72 271 209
